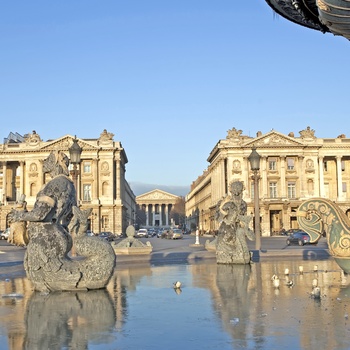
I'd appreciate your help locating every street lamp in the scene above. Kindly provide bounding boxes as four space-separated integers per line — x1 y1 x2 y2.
69 136 82 192
248 146 261 251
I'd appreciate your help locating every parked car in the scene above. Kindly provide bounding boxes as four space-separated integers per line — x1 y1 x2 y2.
157 229 164 238
286 231 315 246
136 229 148 238
0 228 10 240
285 228 302 236
161 229 173 239
171 229 184 240
98 232 115 241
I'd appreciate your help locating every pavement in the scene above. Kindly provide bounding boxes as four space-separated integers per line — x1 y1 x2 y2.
0 235 332 276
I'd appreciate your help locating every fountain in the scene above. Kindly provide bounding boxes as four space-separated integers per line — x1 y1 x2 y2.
8 151 116 292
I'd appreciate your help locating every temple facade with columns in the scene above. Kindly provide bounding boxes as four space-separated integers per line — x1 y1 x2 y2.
185 127 350 236
136 189 179 228
0 130 137 235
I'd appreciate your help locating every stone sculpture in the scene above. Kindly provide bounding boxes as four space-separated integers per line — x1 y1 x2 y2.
215 181 255 264
297 198 350 274
8 194 29 246
113 225 152 255
9 151 116 292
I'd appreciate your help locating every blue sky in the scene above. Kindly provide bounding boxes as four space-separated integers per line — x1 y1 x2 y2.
1 1 350 196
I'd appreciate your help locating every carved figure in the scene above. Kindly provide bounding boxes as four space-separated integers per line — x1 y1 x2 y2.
297 198 350 273
9 151 116 292
113 225 153 256
9 194 29 246
215 181 255 264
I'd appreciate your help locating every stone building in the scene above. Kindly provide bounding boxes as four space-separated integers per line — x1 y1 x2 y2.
0 130 137 235
185 126 350 236
136 189 179 228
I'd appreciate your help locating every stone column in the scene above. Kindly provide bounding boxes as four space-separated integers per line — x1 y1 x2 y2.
221 158 226 196
115 155 121 200
145 204 149 226
319 156 325 197
160 204 163 226
280 156 286 198
243 157 250 198
165 204 169 226
336 156 343 201
152 204 155 226
298 156 305 198
262 156 267 198
39 159 44 186
19 161 25 197
92 158 99 204
2 162 7 205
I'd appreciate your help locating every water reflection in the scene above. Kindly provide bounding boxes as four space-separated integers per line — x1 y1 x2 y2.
1 259 350 349
215 264 255 348
25 290 116 349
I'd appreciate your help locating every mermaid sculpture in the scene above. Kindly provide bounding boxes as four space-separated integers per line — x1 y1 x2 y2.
9 150 116 292
215 181 255 264
297 198 350 273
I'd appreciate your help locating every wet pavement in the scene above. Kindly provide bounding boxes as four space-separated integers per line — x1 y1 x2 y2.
0 236 347 350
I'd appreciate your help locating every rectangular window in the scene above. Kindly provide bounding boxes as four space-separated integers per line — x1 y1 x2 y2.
287 182 296 199
342 160 346 172
269 157 277 171
269 182 277 198
287 158 295 170
83 184 92 201
343 182 347 192
83 161 91 173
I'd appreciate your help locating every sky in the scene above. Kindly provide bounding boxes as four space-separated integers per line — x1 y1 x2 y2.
1 1 350 196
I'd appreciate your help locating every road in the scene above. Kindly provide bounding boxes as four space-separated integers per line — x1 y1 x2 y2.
135 234 329 253
0 234 330 271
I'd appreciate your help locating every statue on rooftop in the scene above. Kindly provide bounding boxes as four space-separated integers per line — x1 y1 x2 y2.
8 150 116 292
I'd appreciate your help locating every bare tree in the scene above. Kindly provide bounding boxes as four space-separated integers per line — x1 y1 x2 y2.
170 196 185 228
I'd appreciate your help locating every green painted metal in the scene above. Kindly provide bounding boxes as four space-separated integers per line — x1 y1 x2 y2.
297 198 350 273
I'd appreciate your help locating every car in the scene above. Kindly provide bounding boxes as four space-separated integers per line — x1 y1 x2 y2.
160 229 174 239
0 228 10 240
286 231 315 246
86 230 95 237
285 228 302 236
98 232 115 241
136 229 148 238
171 229 184 240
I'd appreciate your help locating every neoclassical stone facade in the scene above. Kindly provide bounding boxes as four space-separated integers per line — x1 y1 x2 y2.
0 130 137 235
185 127 350 236
136 189 179 227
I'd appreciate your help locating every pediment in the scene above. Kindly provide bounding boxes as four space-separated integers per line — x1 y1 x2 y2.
136 189 179 201
39 135 99 152
244 131 304 148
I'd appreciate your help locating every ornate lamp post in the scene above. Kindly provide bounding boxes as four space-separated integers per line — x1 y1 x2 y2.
69 136 82 193
248 146 261 251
